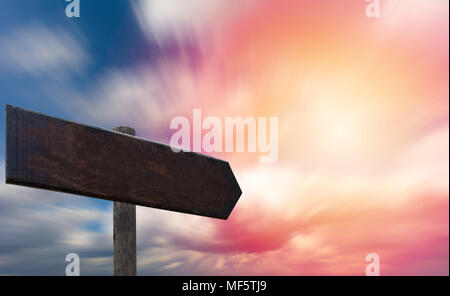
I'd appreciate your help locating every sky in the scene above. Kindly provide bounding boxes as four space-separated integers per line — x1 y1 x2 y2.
0 0 448 275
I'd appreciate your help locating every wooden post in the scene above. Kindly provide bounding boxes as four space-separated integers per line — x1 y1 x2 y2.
113 126 137 276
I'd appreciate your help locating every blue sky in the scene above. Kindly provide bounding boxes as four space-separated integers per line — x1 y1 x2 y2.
0 0 234 276
0 0 190 275
0 0 155 133
0 0 188 207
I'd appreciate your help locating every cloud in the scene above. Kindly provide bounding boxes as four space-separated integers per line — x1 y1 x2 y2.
0 0 447 276
59 66 170 135
132 0 229 42
0 162 113 275
133 124 448 275
0 23 90 78
0 126 447 275
47 59 204 139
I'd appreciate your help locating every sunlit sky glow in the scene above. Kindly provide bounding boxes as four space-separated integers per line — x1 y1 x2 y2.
0 0 448 275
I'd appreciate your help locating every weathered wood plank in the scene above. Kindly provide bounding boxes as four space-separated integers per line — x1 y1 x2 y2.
5 105 242 219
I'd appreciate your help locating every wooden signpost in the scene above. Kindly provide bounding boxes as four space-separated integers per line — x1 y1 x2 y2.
5 105 242 275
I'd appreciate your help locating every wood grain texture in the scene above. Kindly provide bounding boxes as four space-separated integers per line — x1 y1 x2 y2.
6 105 242 219
113 126 137 276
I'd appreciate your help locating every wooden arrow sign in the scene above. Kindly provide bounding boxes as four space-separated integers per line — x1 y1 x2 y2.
5 105 241 219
